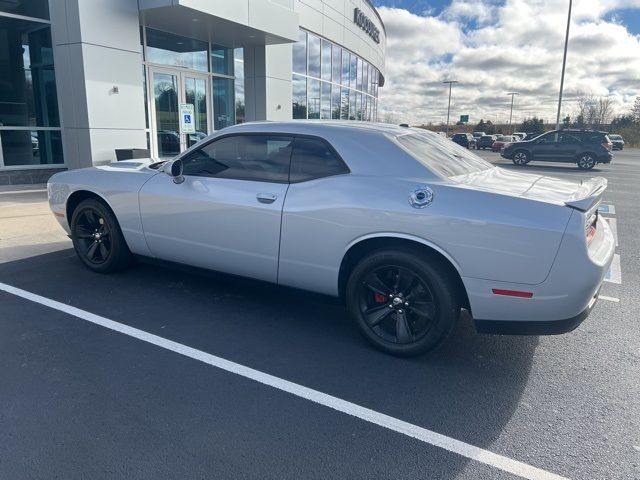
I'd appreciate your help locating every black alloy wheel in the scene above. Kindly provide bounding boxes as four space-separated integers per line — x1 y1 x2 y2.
346 249 460 356
577 153 596 170
71 198 132 273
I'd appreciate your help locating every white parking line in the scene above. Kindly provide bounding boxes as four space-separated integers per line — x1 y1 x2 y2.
604 217 618 247
0 281 568 480
604 254 621 284
598 204 616 215
599 295 620 303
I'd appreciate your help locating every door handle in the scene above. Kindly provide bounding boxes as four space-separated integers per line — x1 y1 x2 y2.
256 193 277 204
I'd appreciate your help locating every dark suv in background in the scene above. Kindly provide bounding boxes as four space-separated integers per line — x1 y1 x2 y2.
451 133 473 149
501 129 613 170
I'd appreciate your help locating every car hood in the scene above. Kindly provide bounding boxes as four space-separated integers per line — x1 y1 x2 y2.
451 167 585 206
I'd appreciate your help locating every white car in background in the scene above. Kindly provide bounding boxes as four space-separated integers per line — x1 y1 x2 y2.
47 122 615 356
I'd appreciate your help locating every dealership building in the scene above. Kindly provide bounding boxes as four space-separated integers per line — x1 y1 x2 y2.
0 0 386 184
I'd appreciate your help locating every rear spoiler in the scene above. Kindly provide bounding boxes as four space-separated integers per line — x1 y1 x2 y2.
565 177 607 212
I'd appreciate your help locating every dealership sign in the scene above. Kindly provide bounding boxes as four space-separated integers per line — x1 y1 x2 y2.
353 8 380 44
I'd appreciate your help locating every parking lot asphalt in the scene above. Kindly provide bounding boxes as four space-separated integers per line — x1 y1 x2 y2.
1 150 639 480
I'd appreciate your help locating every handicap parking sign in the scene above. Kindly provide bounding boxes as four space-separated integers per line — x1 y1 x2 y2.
179 104 196 134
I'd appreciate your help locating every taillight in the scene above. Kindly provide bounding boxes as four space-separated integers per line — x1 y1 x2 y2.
602 142 612 151
586 213 597 245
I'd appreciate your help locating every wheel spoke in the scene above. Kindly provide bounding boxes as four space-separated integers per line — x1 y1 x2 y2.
407 300 436 320
86 241 99 260
84 210 98 229
395 269 415 294
75 226 94 239
99 243 108 259
363 273 392 296
365 305 394 327
395 310 413 343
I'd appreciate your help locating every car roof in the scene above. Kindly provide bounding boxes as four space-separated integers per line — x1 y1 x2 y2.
221 120 414 138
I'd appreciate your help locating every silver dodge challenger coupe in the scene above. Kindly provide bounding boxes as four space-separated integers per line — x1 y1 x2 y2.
48 122 615 356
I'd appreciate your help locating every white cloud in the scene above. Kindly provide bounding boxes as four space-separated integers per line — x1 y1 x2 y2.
376 2 640 126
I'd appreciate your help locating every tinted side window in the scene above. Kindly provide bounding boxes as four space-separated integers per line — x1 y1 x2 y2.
290 137 349 182
581 132 604 144
182 135 293 182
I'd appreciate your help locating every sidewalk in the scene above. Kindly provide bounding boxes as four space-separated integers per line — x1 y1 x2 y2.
0 184 71 263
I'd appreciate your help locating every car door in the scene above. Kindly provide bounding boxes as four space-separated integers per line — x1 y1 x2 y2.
531 132 560 160
558 132 581 161
138 133 294 283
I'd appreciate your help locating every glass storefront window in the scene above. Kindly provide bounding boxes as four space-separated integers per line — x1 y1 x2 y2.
320 81 331 119
234 48 245 124
331 84 340 120
211 45 233 75
184 77 208 144
321 39 331 82
340 88 349 120
341 51 350 86
349 90 356 120
0 20 59 127
146 28 208 72
292 75 307 119
349 55 357 90
213 77 235 129
307 78 320 119
356 58 363 92
2 129 63 166
307 34 320 79
332 47 341 85
0 0 49 20
293 30 306 74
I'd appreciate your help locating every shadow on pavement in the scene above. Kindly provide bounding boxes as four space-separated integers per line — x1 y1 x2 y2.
0 249 539 478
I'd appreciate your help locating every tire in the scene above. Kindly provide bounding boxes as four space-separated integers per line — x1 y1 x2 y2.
577 153 596 170
512 150 529 165
70 198 132 273
346 249 461 357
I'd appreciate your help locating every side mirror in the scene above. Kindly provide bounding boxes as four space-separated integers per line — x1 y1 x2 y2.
165 159 184 184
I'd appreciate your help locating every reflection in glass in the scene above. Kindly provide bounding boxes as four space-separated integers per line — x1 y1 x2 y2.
320 81 331 119
332 46 341 84
307 78 320 119
340 88 349 120
0 0 49 19
0 20 60 127
1 129 63 166
349 55 357 90
341 50 350 86
356 58 363 91
307 33 320 78
153 72 180 157
292 75 307 119
293 30 306 74
146 28 208 72
363 63 369 95
349 88 356 120
184 77 208 147
321 39 331 81
331 84 340 120
211 45 233 75
234 48 245 124
213 77 235 129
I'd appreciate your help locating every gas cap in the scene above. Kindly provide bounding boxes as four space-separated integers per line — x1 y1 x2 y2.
408 186 434 208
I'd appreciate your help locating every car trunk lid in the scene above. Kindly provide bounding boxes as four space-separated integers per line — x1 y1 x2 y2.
451 167 607 211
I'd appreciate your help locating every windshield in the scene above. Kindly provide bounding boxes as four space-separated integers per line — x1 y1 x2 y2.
609 135 621 140
397 131 493 178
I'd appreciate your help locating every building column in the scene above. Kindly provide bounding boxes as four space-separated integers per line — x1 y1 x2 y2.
244 44 293 122
49 0 146 169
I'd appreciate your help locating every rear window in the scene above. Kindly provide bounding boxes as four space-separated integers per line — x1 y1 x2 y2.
397 132 493 178
581 132 606 143
609 134 621 140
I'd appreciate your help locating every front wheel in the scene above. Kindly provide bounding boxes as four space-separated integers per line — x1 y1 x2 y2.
577 153 596 170
70 198 132 273
346 249 461 356
512 150 529 165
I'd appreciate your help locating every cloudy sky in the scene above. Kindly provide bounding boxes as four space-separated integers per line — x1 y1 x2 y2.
371 0 640 126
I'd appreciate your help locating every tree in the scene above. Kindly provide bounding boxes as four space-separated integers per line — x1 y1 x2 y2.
574 93 613 126
611 114 635 129
631 96 640 124
519 117 544 135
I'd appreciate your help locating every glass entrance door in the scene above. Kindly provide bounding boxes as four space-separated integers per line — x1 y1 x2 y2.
149 67 211 159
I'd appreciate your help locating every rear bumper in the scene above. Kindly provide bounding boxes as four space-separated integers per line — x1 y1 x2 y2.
598 152 613 163
474 287 599 335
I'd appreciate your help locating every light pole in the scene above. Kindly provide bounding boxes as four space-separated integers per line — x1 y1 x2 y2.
556 0 572 130
507 92 519 133
443 80 458 135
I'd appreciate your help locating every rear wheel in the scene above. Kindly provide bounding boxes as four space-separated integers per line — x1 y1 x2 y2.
346 249 461 356
512 150 529 165
577 153 596 170
70 198 132 273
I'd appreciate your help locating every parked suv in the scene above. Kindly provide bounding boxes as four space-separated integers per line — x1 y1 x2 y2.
476 135 496 150
451 133 473 148
501 129 613 170
608 134 624 150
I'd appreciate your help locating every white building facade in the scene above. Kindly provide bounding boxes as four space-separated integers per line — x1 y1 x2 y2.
0 0 386 184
